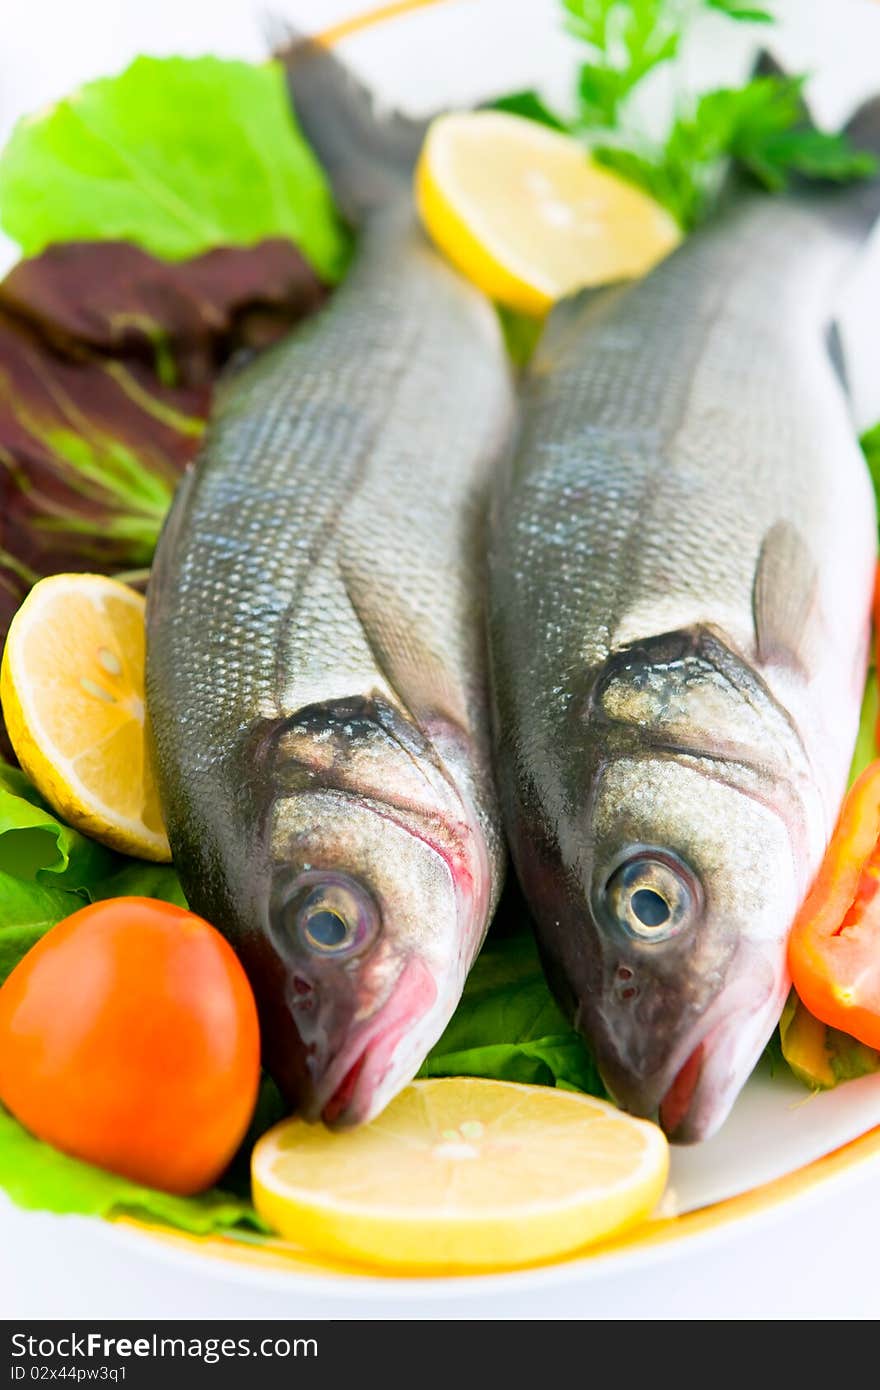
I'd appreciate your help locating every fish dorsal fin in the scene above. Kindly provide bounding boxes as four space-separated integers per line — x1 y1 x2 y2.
752 521 819 672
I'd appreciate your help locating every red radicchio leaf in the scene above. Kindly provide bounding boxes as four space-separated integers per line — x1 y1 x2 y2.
0 238 327 386
0 237 328 756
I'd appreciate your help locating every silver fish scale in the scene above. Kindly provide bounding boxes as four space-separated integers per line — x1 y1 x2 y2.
489 182 878 1138
494 192 876 821
149 204 513 864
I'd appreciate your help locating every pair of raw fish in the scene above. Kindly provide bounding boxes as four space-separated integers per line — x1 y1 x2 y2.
147 39 880 1142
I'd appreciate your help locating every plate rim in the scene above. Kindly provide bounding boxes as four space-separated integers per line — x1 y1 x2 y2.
119 0 880 1287
109 1120 880 1292
11 0 874 1292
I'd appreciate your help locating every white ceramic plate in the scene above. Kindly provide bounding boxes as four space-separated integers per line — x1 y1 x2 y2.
2 0 880 1319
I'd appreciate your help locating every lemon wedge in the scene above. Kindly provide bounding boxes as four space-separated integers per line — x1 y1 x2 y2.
252 1077 668 1272
0 573 170 861
416 110 682 316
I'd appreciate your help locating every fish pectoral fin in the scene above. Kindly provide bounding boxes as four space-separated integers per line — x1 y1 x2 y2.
752 520 819 674
338 557 470 734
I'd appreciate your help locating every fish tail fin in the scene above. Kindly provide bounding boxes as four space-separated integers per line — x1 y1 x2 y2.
837 94 880 234
270 22 430 223
754 50 880 239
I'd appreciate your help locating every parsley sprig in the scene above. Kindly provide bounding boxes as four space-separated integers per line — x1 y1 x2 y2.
495 0 875 230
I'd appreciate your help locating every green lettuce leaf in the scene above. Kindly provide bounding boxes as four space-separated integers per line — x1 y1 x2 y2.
0 760 185 986
0 1105 264 1236
421 928 605 1095
0 56 350 279
0 875 86 986
89 861 188 908
0 761 116 890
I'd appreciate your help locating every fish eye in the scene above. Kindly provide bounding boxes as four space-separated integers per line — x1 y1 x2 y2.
602 853 697 943
279 872 379 958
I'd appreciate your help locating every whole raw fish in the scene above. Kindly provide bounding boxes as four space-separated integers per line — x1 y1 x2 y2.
489 103 880 1141
147 38 514 1127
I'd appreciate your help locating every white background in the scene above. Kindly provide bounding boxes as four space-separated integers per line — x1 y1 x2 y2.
0 0 879 1319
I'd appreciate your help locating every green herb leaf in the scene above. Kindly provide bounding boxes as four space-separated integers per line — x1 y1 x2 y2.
578 64 633 128
597 75 877 230
722 78 878 190
593 141 696 223
560 0 617 50
518 3 879 231
488 90 568 131
566 1 681 130
705 1 774 22
0 56 350 279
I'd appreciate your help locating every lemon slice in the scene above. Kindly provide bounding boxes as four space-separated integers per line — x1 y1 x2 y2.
416 110 682 316
252 1077 668 1272
1 574 170 861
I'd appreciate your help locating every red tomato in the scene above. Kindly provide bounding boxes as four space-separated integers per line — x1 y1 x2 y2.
0 897 260 1195
788 763 880 1049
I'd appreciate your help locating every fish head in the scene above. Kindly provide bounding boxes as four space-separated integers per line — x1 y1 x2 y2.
577 757 798 1143
238 695 489 1129
519 628 822 1143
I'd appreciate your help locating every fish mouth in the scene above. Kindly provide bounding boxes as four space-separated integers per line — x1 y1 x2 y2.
657 1018 744 1144
601 1014 726 1140
659 1043 705 1136
600 955 787 1144
656 987 786 1143
305 955 440 1129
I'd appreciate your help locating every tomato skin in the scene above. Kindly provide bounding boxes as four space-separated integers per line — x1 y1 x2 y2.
788 762 880 1050
0 897 260 1195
